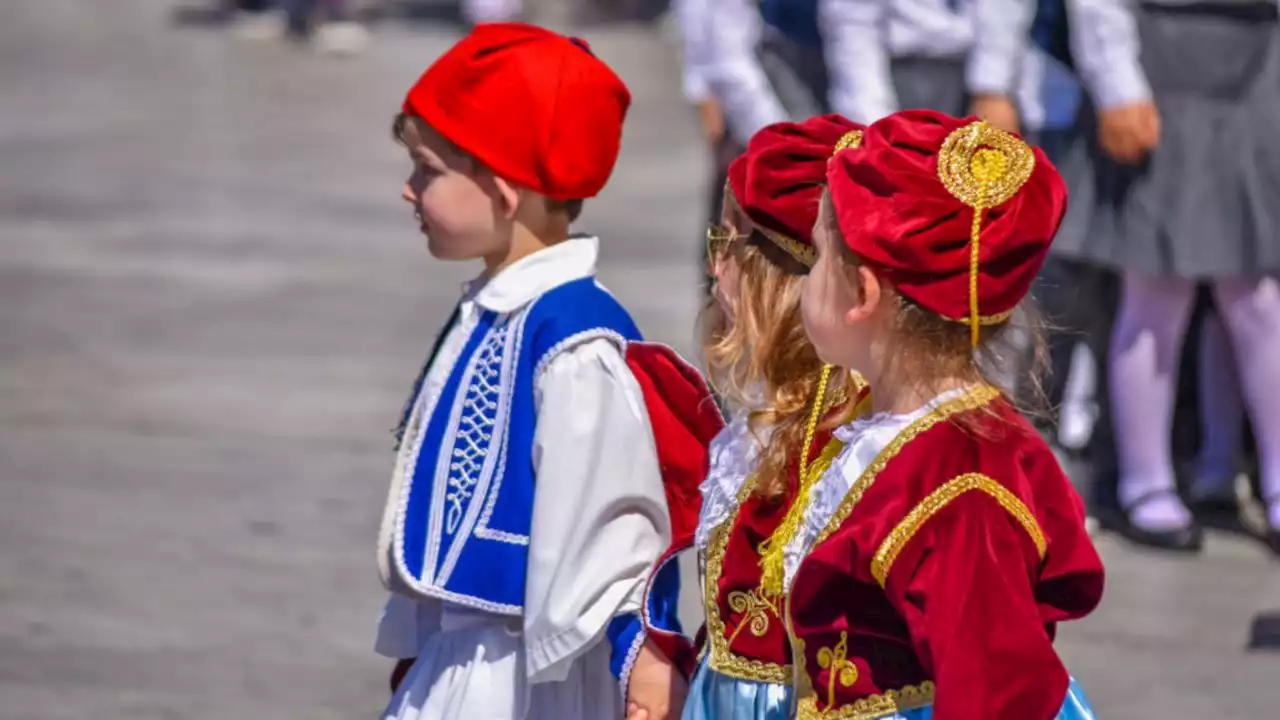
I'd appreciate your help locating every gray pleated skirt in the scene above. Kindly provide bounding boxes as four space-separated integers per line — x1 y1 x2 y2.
890 56 969 118
1051 3 1280 279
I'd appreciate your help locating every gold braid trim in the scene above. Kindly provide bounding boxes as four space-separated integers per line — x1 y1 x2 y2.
938 306 1017 326
812 385 1002 547
757 225 817 267
795 682 936 720
870 473 1047 588
701 474 792 684
936 121 1035 346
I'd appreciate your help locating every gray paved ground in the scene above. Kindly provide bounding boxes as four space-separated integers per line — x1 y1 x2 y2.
2 2 1279 718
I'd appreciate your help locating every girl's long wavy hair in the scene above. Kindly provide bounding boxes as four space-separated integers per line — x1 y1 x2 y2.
701 196 853 503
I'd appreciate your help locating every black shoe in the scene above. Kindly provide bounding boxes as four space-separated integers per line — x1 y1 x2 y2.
1248 611 1280 651
1188 470 1242 518
1118 490 1204 553
1189 494 1241 517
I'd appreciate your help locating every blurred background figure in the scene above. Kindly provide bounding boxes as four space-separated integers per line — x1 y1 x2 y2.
673 0 735 290
1047 0 1280 554
690 0 1030 137
1015 36 1112 533
817 0 1029 130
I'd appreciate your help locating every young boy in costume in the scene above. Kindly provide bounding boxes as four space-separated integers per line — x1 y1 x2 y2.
787 109 1104 719
373 23 720 720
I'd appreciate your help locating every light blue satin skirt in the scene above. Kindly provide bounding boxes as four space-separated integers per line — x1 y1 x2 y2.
680 657 794 720
882 678 1096 720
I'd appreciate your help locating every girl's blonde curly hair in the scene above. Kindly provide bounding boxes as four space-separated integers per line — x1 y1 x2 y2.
700 194 853 504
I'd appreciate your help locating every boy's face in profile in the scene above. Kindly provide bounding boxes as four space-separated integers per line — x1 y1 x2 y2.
399 116 506 261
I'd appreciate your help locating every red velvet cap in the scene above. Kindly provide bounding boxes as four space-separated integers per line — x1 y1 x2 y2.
727 114 866 267
402 23 631 200
826 109 1067 343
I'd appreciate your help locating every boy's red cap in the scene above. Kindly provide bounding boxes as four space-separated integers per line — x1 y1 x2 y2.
727 114 865 267
402 23 631 200
826 109 1067 344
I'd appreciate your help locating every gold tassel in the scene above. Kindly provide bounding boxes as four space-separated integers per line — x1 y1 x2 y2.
936 121 1035 347
757 364 836 599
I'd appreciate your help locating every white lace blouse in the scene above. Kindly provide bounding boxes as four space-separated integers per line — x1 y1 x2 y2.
693 408 768 550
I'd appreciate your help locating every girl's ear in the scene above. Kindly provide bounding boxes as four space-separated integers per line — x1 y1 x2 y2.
844 265 883 325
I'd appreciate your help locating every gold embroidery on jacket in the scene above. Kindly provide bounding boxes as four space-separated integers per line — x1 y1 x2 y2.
871 472 1047 587
817 631 859 707
702 474 791 683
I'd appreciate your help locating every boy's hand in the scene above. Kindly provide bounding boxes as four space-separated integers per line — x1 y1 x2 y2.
1097 101 1161 165
625 638 689 720
970 93 1020 135
390 657 416 693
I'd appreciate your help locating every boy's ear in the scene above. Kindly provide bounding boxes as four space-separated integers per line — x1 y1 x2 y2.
490 175 521 219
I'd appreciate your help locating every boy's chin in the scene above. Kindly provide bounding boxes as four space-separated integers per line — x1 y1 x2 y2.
424 233 489 262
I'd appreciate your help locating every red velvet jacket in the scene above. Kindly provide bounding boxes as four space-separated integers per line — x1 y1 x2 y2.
702 384 873 683
701 428 834 684
786 387 1104 720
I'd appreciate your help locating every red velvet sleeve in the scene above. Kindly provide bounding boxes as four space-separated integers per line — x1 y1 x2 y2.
882 491 1068 720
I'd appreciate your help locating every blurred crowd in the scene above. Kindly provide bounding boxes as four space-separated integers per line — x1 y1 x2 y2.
213 0 673 53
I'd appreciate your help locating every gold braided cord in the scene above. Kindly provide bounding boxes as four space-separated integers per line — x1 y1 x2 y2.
757 364 837 599
936 121 1034 346
799 364 833 482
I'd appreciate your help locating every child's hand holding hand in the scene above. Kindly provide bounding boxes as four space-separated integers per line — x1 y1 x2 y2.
624 638 689 720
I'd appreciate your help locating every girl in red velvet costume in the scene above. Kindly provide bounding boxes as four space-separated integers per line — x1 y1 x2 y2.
682 114 868 720
787 109 1104 720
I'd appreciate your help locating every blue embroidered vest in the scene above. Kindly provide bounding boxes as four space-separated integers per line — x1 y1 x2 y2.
389 277 642 615
1032 0 1074 70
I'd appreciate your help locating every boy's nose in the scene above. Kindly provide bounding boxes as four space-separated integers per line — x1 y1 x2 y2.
401 183 416 204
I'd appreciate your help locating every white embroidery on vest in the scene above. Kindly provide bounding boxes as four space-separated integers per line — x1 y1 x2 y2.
444 324 507 534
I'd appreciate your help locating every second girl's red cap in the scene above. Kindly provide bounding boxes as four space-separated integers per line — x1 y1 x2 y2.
727 114 866 267
402 23 631 200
